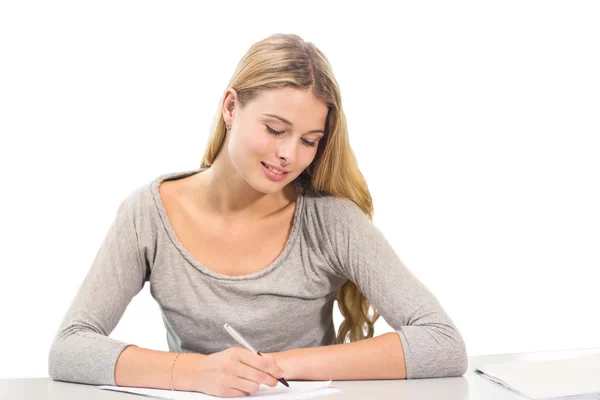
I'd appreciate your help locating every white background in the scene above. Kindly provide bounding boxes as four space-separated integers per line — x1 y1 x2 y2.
1 1 598 379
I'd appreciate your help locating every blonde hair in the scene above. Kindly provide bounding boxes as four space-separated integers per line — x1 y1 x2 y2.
200 33 380 344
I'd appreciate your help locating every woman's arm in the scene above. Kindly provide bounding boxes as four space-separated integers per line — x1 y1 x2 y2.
269 332 407 380
309 196 468 380
48 189 150 385
115 346 206 390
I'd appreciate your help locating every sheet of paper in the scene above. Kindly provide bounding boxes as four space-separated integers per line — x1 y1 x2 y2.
476 352 600 400
100 379 341 400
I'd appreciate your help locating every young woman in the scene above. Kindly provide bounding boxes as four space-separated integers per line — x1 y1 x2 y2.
48 33 468 397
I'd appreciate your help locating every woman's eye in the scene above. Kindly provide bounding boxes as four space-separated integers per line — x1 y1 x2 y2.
265 124 283 135
301 139 317 147
265 124 317 148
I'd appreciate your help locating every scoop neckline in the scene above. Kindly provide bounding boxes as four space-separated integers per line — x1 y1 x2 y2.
150 168 305 281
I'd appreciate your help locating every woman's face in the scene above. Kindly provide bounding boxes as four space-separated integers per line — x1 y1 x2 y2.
223 87 328 193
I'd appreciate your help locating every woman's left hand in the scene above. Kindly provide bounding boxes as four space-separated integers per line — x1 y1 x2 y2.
263 350 300 381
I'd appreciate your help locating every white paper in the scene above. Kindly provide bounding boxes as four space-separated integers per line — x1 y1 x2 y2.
100 379 341 400
476 353 600 400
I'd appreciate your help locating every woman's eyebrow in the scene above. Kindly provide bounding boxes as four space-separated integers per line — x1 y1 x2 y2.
262 113 325 134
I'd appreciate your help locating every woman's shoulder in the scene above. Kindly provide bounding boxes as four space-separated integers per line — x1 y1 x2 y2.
115 170 198 221
300 184 367 226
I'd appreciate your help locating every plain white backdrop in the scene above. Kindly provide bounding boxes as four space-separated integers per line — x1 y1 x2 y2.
0 1 598 379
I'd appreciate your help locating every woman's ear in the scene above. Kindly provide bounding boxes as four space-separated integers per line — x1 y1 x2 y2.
221 88 238 128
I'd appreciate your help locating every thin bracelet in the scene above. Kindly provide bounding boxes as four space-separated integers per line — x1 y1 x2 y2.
170 353 181 391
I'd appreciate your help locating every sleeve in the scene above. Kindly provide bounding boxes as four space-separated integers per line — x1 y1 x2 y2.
324 197 468 379
48 191 150 386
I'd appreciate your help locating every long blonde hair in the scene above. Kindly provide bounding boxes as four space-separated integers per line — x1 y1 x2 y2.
200 33 380 344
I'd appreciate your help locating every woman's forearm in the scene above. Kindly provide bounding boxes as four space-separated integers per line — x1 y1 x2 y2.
114 345 205 390
115 332 406 390
270 332 407 381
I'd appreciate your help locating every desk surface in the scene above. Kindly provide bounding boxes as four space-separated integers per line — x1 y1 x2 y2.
2 347 599 400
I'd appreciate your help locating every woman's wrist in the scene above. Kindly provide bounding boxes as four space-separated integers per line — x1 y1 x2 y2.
171 352 206 391
266 349 302 381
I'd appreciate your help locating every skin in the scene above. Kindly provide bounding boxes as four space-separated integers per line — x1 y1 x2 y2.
194 86 328 221
157 86 329 276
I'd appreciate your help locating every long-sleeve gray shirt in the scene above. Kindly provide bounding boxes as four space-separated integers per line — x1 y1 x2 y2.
48 168 468 385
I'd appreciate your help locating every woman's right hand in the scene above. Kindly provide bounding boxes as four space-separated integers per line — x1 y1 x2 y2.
189 347 285 397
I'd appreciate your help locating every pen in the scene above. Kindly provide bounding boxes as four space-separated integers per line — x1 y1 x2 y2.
223 323 290 388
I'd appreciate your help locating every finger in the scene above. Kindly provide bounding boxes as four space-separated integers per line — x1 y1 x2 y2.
229 375 261 395
236 349 283 380
215 374 251 397
233 361 279 388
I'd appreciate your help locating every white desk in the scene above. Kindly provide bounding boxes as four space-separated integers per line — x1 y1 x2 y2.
2 347 599 399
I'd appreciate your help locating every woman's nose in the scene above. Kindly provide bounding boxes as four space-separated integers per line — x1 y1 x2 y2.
276 138 296 165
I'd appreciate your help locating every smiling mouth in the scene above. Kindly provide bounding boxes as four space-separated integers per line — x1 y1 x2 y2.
261 162 288 175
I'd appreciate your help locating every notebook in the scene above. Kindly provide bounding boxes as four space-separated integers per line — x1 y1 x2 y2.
475 352 600 400
99 379 341 399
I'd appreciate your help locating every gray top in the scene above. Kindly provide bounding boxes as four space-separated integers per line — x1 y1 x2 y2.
48 168 468 386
